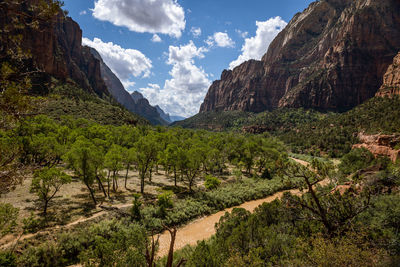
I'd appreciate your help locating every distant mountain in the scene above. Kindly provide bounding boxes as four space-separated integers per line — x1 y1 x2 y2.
155 105 172 123
89 49 168 125
200 0 400 113
170 115 186 122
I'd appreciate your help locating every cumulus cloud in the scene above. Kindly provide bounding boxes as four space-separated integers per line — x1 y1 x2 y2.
140 41 211 117
82 37 152 89
151 34 162 43
229 17 287 69
206 32 235 48
190 27 202 38
92 0 185 38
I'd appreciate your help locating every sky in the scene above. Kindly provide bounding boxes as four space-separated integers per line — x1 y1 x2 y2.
64 0 315 117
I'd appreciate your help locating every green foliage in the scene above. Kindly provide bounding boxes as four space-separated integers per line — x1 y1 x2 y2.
131 193 142 221
22 212 42 234
339 148 376 175
157 191 174 218
204 175 221 190
0 203 19 237
18 220 148 267
0 251 16 267
31 167 71 215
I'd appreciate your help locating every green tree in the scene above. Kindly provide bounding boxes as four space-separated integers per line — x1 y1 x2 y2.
122 147 137 189
135 134 158 193
104 144 123 194
30 167 71 215
64 138 99 205
179 147 203 192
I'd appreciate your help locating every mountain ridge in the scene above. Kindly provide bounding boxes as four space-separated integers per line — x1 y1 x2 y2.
200 0 400 113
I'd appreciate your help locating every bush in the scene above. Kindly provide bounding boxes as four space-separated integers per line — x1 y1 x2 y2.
0 251 16 267
0 203 18 237
339 148 375 175
204 175 221 190
22 212 42 234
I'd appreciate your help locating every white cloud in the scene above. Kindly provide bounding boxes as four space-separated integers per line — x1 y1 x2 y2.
235 29 248 38
79 10 87 15
229 17 287 69
92 0 185 38
151 34 162 43
82 37 152 89
190 27 202 38
206 32 235 48
140 41 211 117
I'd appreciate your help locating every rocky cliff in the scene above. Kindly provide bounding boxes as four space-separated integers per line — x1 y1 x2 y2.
1 0 110 98
200 0 400 113
376 52 400 97
89 49 167 125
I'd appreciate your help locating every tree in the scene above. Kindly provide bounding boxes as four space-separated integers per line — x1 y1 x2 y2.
135 134 158 193
122 147 136 189
64 138 100 205
281 159 371 235
104 144 123 194
30 167 71 215
179 147 203 192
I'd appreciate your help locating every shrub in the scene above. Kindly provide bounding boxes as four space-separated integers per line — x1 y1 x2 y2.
0 203 18 237
204 175 221 190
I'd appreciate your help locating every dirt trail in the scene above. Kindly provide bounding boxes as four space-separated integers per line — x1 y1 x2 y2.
156 157 323 257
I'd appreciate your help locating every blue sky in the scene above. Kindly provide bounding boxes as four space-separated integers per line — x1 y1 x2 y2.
64 0 314 117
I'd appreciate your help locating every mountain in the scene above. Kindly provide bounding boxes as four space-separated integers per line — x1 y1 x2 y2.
155 105 172 123
1 0 146 125
170 115 186 122
89 48 168 125
200 0 400 113
376 52 400 97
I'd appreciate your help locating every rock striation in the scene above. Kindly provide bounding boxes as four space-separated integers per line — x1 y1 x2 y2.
200 0 400 113
376 52 400 97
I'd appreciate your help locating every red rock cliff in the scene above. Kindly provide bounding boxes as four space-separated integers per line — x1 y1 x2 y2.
1 0 109 98
376 52 400 97
200 0 400 113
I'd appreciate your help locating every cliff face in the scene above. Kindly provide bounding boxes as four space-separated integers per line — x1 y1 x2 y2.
1 0 109 98
376 52 400 97
353 132 400 162
200 0 400 113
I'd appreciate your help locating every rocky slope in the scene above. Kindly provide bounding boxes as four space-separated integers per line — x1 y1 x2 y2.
376 52 400 97
200 0 400 113
89 49 168 125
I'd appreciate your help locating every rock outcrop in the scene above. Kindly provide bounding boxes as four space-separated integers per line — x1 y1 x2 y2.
200 0 400 113
376 52 400 97
353 132 400 162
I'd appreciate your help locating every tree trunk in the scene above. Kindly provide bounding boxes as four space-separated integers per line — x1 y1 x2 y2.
43 200 48 216
166 228 177 267
107 170 111 197
174 167 177 187
125 164 130 189
140 174 145 194
96 175 107 197
85 183 97 206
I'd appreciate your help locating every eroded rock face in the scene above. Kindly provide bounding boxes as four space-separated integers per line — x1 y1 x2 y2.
376 52 400 97
200 0 400 113
2 0 109 97
353 132 400 162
